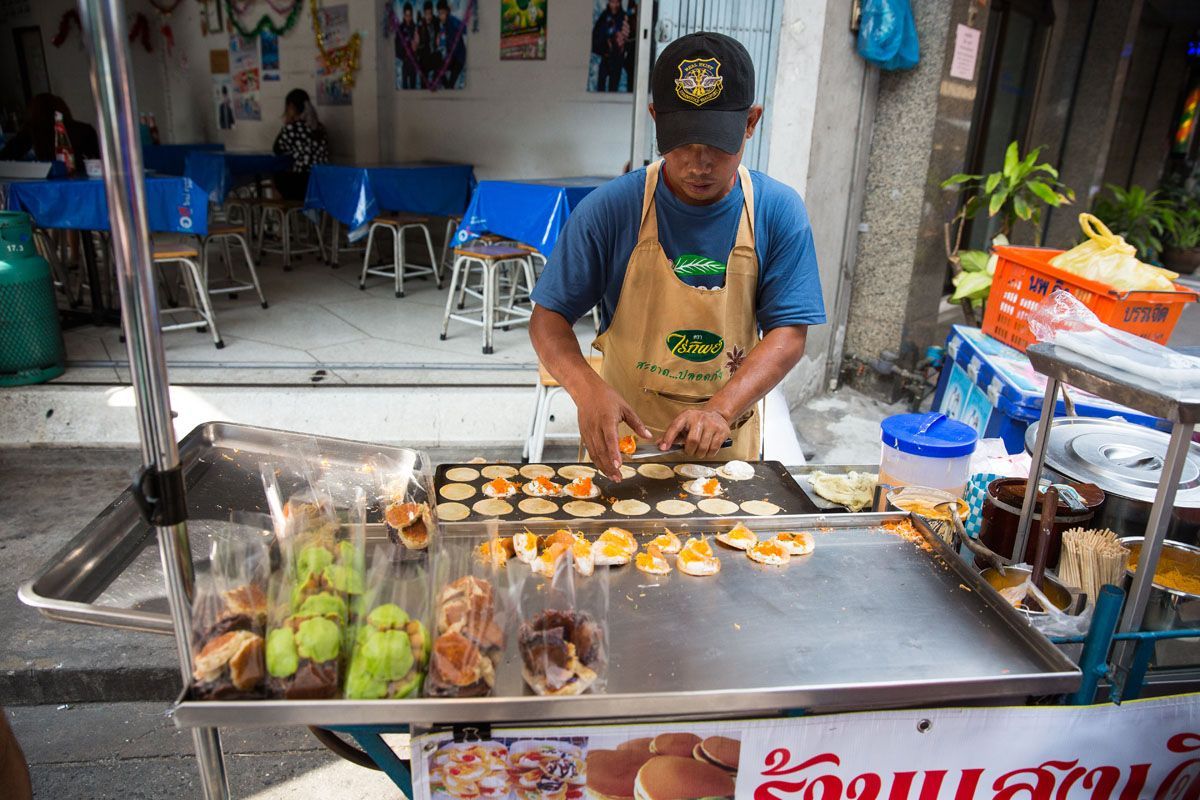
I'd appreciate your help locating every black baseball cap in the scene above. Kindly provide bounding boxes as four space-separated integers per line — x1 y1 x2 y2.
651 32 755 155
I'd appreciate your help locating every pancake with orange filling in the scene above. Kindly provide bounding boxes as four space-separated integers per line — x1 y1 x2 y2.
747 539 790 566
618 435 638 455
677 537 720 577
572 538 596 577
635 544 671 576
513 530 540 563
564 474 601 499
599 528 637 556
532 542 569 578
477 537 515 567
649 530 682 555
482 477 519 499
773 531 815 556
545 529 579 549
683 477 723 497
523 475 563 497
715 523 757 551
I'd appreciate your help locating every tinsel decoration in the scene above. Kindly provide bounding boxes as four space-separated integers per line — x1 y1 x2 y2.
311 0 361 91
147 0 183 55
129 13 154 52
51 9 81 47
225 0 304 38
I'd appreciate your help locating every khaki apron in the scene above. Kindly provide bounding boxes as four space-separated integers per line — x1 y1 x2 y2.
593 160 761 461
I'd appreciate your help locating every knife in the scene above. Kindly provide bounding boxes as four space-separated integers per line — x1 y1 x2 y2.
625 439 734 460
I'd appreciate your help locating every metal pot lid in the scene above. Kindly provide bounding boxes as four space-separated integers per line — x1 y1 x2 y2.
1026 417 1200 508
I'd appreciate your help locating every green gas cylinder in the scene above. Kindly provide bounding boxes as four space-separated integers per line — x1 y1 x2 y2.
0 211 66 386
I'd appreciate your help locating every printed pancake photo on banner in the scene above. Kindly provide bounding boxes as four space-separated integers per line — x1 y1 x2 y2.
391 0 469 90
588 0 637 92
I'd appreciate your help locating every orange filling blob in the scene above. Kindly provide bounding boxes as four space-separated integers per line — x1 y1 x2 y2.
485 477 516 494
618 435 638 455
567 476 594 496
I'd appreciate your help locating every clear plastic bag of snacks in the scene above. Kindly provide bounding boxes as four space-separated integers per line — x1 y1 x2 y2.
344 542 430 699
371 452 435 554
261 461 365 699
188 516 271 700
425 523 511 698
514 537 608 696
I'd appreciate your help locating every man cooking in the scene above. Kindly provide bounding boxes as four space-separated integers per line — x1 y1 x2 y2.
530 32 824 481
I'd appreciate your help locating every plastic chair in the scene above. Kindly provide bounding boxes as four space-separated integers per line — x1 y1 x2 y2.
441 244 537 354
523 355 603 462
358 213 440 297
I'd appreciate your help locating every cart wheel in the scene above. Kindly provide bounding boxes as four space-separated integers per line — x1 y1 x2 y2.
308 727 381 771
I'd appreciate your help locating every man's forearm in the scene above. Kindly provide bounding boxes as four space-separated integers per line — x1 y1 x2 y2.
704 325 808 423
530 306 601 398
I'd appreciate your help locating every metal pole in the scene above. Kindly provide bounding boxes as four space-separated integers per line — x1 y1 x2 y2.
1067 583 1123 706
1014 377 1059 561
1119 423 1196 635
77 0 229 797
628 0 655 170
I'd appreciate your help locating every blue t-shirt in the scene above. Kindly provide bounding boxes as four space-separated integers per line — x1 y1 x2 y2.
530 167 825 333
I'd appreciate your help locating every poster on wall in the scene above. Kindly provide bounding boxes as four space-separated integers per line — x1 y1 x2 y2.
387 0 471 91
314 4 354 105
229 33 262 120
500 0 546 60
260 30 280 81
212 76 236 130
587 0 636 92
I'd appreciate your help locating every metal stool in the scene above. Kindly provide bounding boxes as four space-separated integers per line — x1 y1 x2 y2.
441 244 537 354
153 244 224 348
523 355 603 462
359 213 440 297
255 198 326 271
201 222 268 308
441 215 462 273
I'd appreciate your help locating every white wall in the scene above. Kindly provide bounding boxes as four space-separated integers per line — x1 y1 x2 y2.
386 1 634 178
0 0 170 137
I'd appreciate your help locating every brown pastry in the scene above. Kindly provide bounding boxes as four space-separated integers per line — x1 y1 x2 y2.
386 501 432 550
518 609 605 696
426 630 495 697
650 733 702 759
191 629 266 699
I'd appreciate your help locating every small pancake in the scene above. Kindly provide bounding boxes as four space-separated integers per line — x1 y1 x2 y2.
698 736 740 771
618 464 637 480
612 499 651 516
519 463 556 479
439 482 476 501
518 497 558 515
444 467 480 482
635 756 734 800
435 502 470 522
649 733 701 758
697 498 738 516
637 463 675 480
655 499 695 516
564 500 605 518
472 498 514 517
587 749 654 800
525 516 554 521
617 737 654 754
558 464 597 480
740 500 782 516
481 464 519 480
675 463 716 479
466 456 488 464
716 460 755 481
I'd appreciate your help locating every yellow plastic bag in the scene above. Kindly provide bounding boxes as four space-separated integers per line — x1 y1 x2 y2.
1049 214 1179 292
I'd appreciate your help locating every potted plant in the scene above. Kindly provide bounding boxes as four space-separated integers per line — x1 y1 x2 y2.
1091 184 1178 263
1162 195 1200 275
940 142 1074 325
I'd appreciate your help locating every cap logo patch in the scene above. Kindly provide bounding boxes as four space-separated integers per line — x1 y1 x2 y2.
674 57 723 107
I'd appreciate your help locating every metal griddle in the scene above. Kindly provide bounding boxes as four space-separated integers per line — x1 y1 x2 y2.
20 422 1079 727
433 461 810 524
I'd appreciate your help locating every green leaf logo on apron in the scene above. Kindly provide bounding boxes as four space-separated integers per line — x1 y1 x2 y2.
672 254 726 277
665 330 725 362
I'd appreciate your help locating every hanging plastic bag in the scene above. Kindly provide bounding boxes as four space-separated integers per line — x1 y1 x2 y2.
857 0 919 71
1028 290 1200 391
1049 214 1180 292
999 565 1094 638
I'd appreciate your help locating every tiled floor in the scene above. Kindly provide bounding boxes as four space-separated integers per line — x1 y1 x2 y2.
56 247 597 386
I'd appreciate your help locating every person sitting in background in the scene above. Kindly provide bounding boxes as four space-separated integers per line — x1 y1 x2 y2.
271 89 329 201
0 93 100 163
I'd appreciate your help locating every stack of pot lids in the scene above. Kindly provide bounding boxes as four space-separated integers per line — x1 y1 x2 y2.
1026 417 1200 508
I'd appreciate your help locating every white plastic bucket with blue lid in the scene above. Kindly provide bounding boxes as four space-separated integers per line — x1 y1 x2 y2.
879 412 978 497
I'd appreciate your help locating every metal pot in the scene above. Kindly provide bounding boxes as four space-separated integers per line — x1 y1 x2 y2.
1119 537 1200 632
980 565 1085 618
1026 418 1200 545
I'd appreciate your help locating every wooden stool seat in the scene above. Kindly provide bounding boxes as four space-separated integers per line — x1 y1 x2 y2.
537 355 602 388
154 247 201 260
454 244 531 260
259 198 302 209
376 213 432 226
207 222 248 237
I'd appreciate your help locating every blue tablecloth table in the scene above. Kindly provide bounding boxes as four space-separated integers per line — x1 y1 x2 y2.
453 176 609 254
142 143 223 176
185 151 292 203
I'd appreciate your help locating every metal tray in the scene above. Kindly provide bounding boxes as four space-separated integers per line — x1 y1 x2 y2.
171 512 1080 727
18 422 429 634
433 460 811 524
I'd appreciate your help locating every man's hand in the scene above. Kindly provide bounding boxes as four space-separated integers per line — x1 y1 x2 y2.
660 408 732 460
576 377 652 482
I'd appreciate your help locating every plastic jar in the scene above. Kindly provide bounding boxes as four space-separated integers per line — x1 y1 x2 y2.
878 412 977 497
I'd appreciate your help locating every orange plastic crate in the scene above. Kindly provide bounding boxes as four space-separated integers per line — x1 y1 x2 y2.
981 245 1198 353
